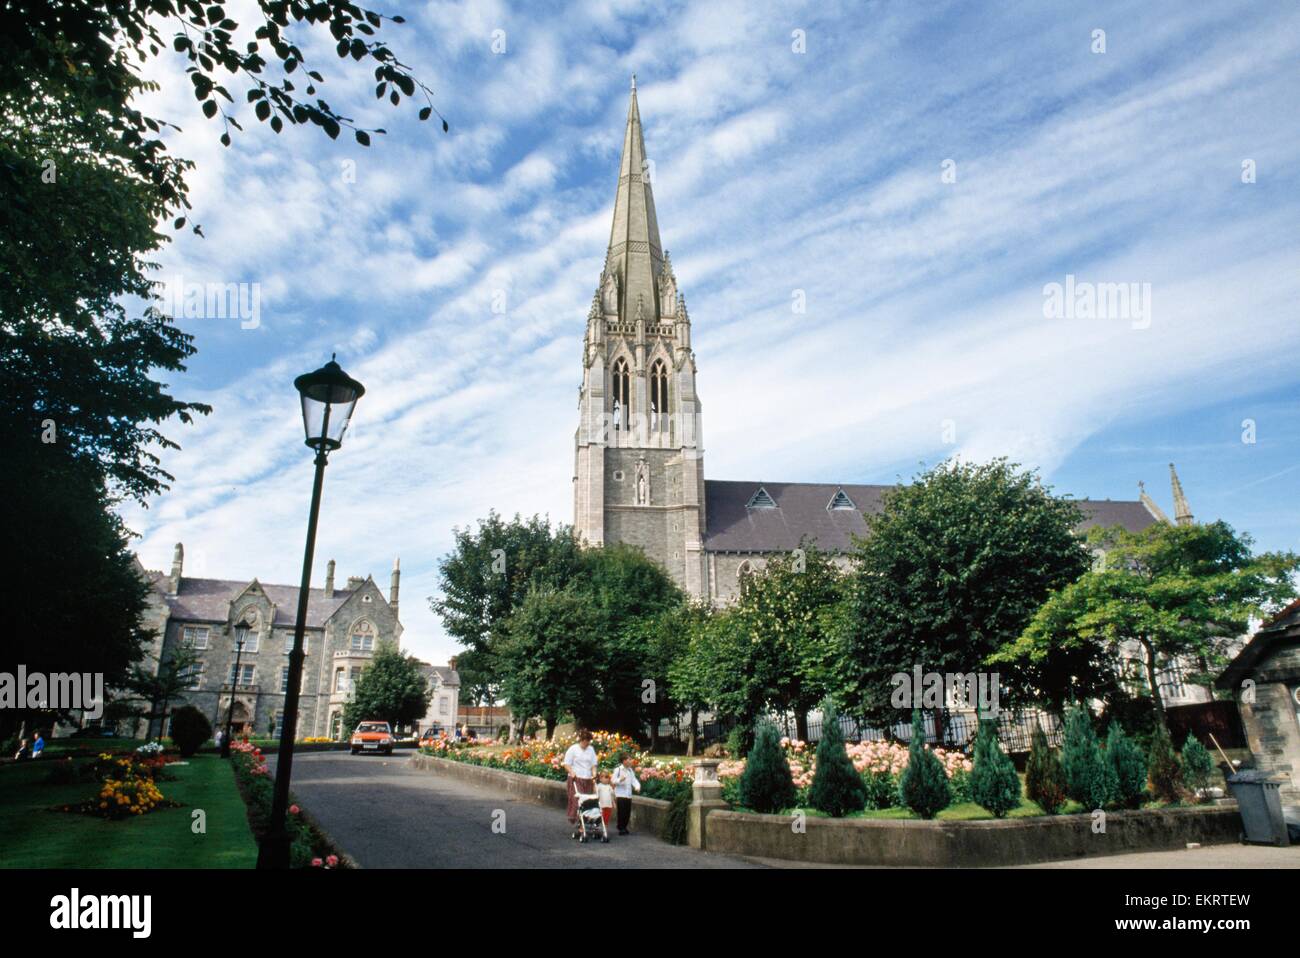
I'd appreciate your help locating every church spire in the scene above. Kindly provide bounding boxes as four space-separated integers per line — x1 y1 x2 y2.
604 74 664 324
1169 463 1194 525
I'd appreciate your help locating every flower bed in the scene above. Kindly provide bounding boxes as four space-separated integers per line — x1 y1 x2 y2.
53 751 181 819
420 731 697 802
227 741 350 868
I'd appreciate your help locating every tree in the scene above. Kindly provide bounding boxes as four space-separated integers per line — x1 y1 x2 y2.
170 705 213 757
1181 737 1214 799
495 585 602 739
1025 722 1068 815
897 710 951 819
997 521 1299 723
1060 703 1115 809
725 544 843 741
807 701 867 817
667 604 734 754
124 646 201 740
1106 723 1148 809
970 718 1021 817
737 723 797 813
839 459 1090 735
432 512 583 699
1147 722 1184 804
341 643 431 733
4 0 448 245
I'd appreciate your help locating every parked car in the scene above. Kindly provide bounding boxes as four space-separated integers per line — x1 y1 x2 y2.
417 726 446 748
349 721 395 755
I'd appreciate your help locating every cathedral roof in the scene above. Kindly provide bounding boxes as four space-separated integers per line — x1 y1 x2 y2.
603 75 664 323
148 574 371 629
702 480 1159 554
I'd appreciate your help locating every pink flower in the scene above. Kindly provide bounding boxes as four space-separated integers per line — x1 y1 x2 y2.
326 855 339 867
311 858 323 867
289 804 301 815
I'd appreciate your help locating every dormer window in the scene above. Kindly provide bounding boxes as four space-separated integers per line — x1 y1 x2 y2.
827 489 856 511
746 487 776 509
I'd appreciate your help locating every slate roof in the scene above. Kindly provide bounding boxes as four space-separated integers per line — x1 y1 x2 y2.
416 661 461 687
702 479 1159 553
149 574 365 629
1215 598 1300 689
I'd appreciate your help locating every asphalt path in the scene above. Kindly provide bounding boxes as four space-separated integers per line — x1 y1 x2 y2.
269 750 762 869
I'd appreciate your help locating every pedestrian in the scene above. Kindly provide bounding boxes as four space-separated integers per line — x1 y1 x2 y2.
596 771 615 830
214 727 224 750
31 731 44 759
610 751 641 835
13 738 30 761
562 730 598 839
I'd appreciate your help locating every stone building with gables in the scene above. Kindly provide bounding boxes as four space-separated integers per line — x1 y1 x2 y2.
141 544 404 740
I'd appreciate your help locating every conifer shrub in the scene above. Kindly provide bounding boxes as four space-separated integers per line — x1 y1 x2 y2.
970 718 1021 817
737 722 797 813
1025 722 1068 815
897 710 951 819
1148 722 1184 803
807 702 867 817
661 787 691 845
1181 736 1214 800
1062 703 1115 809
170 705 213 758
1106 722 1148 809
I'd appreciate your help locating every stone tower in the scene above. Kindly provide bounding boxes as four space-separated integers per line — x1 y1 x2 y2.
573 77 706 595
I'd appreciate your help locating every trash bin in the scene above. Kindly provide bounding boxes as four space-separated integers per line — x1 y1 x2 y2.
1226 771 1291 846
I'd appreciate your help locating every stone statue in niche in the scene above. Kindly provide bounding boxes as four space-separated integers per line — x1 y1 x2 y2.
635 458 649 505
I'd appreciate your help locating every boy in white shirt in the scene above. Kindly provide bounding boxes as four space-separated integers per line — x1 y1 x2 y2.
610 752 641 835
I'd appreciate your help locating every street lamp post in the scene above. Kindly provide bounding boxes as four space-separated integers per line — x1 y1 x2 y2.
221 619 252 759
257 355 364 870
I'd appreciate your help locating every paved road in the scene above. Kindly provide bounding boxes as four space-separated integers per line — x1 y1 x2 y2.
1021 844 1300 868
270 751 761 869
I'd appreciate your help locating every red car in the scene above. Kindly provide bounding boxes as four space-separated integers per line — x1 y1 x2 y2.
349 720 395 755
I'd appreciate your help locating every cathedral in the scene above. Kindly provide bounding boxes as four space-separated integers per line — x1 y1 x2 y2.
574 80 1170 607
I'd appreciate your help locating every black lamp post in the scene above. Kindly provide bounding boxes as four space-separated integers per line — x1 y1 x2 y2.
257 355 364 870
221 619 252 759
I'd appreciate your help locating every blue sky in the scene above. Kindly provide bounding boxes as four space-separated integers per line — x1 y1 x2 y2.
123 0 1300 665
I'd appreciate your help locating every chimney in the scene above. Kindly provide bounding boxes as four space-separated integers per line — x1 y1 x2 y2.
324 559 335 598
168 543 184 594
389 557 401 613
449 656 458 672
346 575 365 591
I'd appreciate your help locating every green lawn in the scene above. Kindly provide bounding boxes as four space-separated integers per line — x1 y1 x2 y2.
0 754 258 869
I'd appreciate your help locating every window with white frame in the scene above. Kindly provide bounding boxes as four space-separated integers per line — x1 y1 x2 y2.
180 626 210 650
228 664 256 687
334 668 347 692
280 667 291 694
233 627 260 654
439 698 449 715
282 633 307 655
178 661 204 690
350 621 376 652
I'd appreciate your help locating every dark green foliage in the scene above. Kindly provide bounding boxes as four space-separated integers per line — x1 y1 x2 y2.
862 770 898 810
1148 722 1184 803
970 719 1021 817
726 724 754 759
1181 737 1214 798
1106 723 1148 809
1061 703 1115 809
807 703 867 817
1024 722 1068 815
341 643 432 733
897 711 951 819
839 459 1090 724
170 706 213 758
738 723 797 813
661 788 691 845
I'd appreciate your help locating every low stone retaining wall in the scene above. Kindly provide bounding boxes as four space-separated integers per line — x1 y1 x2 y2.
703 805 1243 866
410 754 672 836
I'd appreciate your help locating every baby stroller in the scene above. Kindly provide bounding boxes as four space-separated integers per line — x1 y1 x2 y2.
571 784 609 843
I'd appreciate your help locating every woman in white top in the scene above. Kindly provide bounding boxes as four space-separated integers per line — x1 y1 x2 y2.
562 730 599 836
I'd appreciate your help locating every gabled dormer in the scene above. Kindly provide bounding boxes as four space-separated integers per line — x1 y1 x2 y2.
747 486 777 509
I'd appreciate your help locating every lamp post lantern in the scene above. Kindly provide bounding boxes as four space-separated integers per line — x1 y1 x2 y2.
257 355 364 870
221 619 252 759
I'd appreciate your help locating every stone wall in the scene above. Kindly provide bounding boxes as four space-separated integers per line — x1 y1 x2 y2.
701 805 1243 866
1236 639 1300 804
